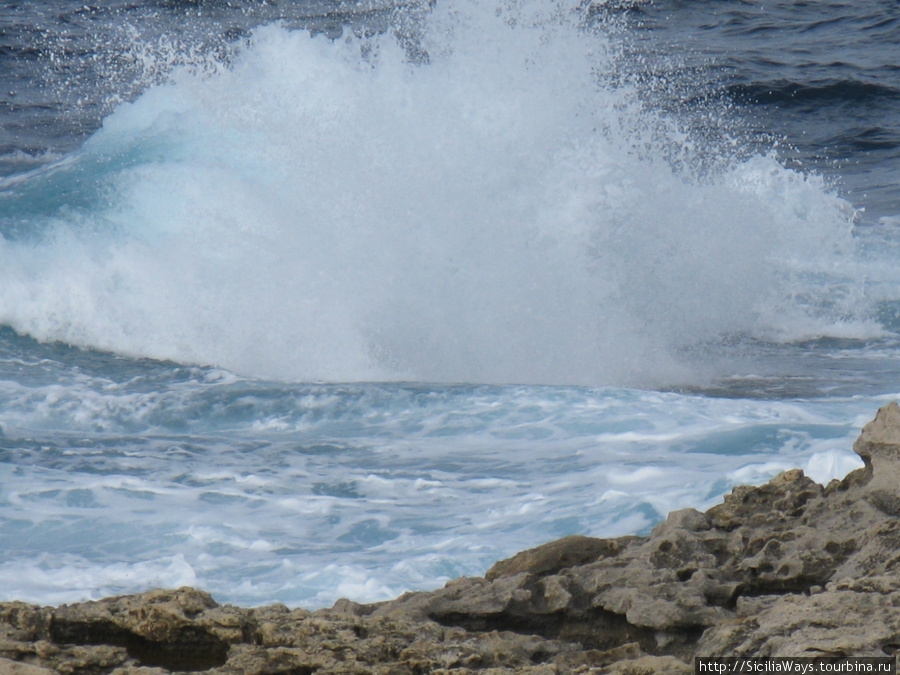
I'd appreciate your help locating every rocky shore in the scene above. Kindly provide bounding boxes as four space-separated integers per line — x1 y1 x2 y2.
5 403 900 674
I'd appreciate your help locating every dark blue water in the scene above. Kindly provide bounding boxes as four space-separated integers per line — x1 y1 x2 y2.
4 1 898 216
620 0 900 223
0 0 418 174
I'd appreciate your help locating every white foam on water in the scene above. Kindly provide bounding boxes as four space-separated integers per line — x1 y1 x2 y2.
0 382 876 608
0 0 869 388
0 555 197 607
804 447 865 485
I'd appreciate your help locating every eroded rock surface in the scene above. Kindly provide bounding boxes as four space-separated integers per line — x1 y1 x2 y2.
5 404 900 674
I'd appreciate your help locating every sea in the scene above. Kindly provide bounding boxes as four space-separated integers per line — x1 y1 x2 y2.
1 0 899 609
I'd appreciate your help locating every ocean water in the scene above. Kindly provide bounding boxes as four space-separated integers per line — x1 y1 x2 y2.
0 0 898 608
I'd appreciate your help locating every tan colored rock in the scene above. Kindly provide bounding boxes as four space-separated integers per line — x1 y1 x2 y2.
0 657 56 675
706 468 823 529
854 400 900 465
854 401 900 514
652 508 710 535
485 535 632 581
597 654 692 674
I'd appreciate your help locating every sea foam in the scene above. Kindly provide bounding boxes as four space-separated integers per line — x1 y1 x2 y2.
0 0 864 387
0 374 872 608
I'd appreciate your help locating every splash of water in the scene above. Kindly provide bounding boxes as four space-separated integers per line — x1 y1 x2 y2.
0 0 865 386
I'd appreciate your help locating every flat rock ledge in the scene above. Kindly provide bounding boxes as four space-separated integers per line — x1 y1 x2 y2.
6 404 900 675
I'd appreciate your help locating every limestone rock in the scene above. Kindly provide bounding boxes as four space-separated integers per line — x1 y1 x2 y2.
853 400 900 466
705 468 823 530
0 657 56 675
485 535 632 580
853 400 900 514
3 404 900 673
